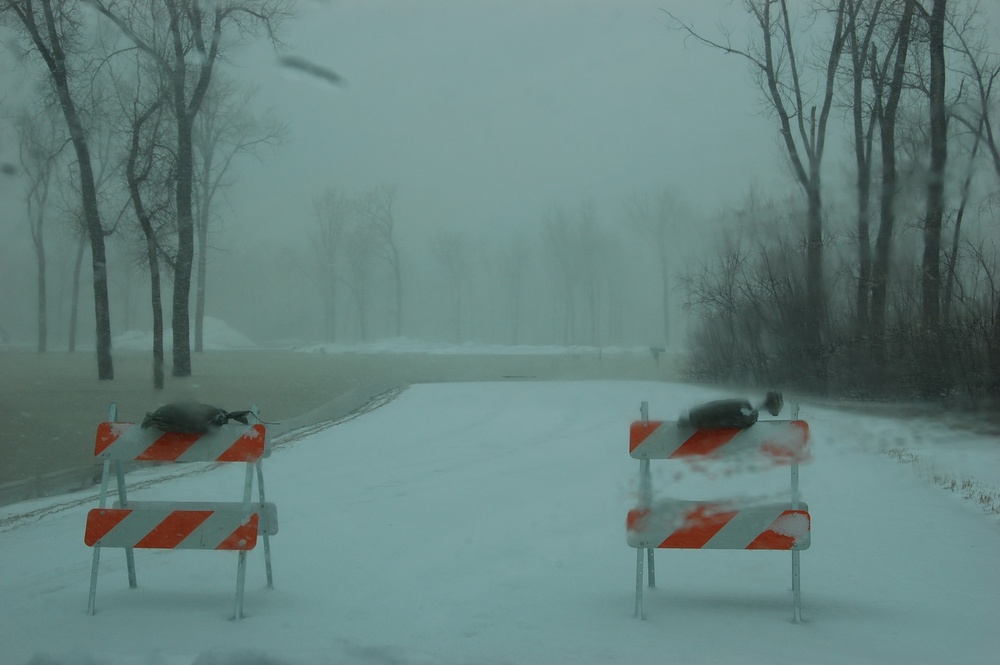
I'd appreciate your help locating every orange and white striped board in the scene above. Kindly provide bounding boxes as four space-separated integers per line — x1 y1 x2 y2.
629 419 809 462
94 422 268 463
627 501 810 551
85 501 278 551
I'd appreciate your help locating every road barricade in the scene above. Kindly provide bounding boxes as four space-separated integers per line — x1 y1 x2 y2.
84 403 276 619
627 401 810 621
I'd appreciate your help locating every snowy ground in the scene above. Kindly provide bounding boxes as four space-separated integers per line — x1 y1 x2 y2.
1 379 998 665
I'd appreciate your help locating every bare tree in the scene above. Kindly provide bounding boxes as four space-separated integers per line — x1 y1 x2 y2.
943 2 1000 324
309 186 353 341
870 0 916 353
65 91 122 355
90 0 291 376
354 184 404 337
66 225 87 352
667 0 849 390
576 201 605 346
497 233 530 345
109 49 174 388
3 0 116 378
919 0 948 333
344 221 378 341
843 0 883 338
542 207 579 345
946 3 1000 186
628 187 686 346
15 102 66 352
127 100 171 388
431 230 470 343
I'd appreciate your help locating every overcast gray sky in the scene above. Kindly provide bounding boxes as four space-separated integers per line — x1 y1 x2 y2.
227 0 790 246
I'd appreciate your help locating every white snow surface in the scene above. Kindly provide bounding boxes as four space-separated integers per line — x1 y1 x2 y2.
1 379 998 665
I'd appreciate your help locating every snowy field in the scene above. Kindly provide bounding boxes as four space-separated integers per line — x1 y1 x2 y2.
1 379 998 665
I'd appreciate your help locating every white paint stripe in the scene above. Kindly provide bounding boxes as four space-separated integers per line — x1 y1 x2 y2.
626 500 691 548
702 504 787 549
174 423 252 462
632 423 687 459
98 508 173 547
177 510 244 549
96 424 161 461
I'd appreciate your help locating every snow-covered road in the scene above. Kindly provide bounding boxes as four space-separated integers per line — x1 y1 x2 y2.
2 380 997 664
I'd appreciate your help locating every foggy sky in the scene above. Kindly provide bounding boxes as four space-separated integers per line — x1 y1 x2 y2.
227 0 789 248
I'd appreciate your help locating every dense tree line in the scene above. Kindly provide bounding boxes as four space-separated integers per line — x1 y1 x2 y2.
676 0 1000 399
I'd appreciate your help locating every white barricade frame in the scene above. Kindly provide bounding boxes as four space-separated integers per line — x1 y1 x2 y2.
628 400 811 622
84 402 276 619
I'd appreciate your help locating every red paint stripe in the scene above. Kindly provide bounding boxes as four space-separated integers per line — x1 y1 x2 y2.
84 508 133 546
659 505 737 548
94 422 121 457
216 425 267 462
746 510 810 550
629 422 661 453
760 421 811 461
136 432 202 461
669 428 741 458
626 508 650 532
134 510 213 548
216 515 259 550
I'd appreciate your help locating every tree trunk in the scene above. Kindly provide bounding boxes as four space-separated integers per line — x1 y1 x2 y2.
847 1 880 339
943 122 982 325
68 234 85 353
23 0 115 378
195 146 213 353
36 241 47 353
172 101 195 376
921 0 947 332
136 207 165 390
805 176 825 359
391 244 403 337
918 0 948 396
658 232 671 346
869 0 913 360
325 276 337 342
127 99 166 389
195 189 209 353
29 192 48 353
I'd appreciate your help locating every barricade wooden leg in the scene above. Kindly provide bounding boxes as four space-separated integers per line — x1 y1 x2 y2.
647 548 655 588
634 547 645 619
88 458 112 614
235 550 248 620
791 454 802 623
87 546 102 615
792 550 802 623
113 460 137 588
255 461 273 589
